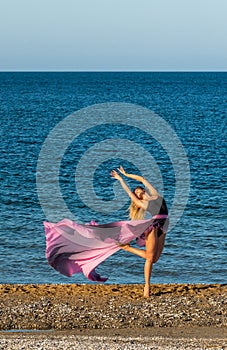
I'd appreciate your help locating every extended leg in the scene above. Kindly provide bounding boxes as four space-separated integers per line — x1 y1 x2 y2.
118 243 147 259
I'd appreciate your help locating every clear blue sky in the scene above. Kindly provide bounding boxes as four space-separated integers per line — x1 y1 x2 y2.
0 0 226 71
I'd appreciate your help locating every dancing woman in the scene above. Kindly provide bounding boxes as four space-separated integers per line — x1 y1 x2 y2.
44 167 168 298
111 166 169 298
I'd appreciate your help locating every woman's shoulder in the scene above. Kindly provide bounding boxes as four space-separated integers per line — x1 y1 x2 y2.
147 195 165 208
149 194 162 201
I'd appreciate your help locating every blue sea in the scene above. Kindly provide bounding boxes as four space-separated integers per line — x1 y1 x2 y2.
0 72 226 285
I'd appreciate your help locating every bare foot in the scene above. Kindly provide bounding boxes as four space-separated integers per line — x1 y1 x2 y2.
143 285 150 298
117 242 130 251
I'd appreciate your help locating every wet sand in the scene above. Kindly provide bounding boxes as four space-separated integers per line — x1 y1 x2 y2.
0 283 226 349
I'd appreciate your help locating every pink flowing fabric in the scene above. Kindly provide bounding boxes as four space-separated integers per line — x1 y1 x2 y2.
44 217 157 282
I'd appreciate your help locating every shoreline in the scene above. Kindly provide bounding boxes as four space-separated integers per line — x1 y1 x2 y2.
0 283 226 329
1 328 226 350
0 284 226 349
0 326 226 337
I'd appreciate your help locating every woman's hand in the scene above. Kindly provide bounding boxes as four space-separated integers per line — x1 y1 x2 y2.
118 166 127 176
110 170 122 181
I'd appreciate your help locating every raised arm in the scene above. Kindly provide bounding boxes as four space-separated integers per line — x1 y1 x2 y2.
118 166 160 199
110 170 146 209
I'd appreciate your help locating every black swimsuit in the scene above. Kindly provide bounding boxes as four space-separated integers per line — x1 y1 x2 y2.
136 197 169 245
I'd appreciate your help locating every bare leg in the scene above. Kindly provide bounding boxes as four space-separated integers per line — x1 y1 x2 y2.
119 229 166 298
144 229 158 298
154 232 166 262
119 243 147 259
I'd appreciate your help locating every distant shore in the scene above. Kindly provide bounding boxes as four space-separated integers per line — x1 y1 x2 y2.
0 283 226 349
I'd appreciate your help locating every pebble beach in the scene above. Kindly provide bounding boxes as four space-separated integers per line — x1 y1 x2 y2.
0 283 226 349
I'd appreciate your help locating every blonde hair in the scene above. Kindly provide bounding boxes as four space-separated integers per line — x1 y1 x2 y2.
128 186 146 220
129 202 145 220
